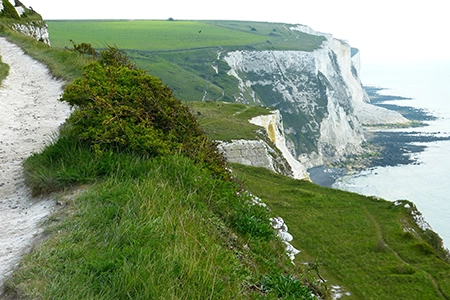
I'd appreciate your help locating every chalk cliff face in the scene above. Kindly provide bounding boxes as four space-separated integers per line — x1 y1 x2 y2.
223 25 407 168
10 21 50 45
218 110 309 179
0 0 50 45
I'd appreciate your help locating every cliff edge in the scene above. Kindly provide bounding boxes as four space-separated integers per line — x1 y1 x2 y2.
223 25 407 168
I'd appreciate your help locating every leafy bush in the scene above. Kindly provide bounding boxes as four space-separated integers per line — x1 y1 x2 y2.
60 46 228 178
1 0 20 19
261 274 315 299
69 39 98 57
0 56 9 83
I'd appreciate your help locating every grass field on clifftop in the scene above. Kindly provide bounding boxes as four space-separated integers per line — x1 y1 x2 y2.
47 20 325 52
46 20 325 101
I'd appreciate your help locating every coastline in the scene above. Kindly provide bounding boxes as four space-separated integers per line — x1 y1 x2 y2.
309 86 450 188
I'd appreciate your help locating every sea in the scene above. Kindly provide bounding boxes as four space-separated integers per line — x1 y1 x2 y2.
332 59 450 249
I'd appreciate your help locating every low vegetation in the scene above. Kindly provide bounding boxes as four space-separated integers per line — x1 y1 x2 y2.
231 163 450 299
0 54 9 83
11 146 321 299
188 101 273 141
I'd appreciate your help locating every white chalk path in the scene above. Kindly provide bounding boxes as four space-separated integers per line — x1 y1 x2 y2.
0 37 71 289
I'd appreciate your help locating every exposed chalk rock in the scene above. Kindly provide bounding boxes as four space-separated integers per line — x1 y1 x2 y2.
10 21 50 45
271 217 301 261
249 111 309 179
223 24 407 168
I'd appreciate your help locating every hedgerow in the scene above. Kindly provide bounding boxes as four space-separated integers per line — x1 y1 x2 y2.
60 46 229 178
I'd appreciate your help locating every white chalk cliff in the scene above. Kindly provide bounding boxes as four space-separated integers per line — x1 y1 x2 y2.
10 21 50 45
223 25 407 169
218 110 309 179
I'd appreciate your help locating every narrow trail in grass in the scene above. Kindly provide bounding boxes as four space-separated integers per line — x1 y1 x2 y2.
0 37 71 291
363 206 447 299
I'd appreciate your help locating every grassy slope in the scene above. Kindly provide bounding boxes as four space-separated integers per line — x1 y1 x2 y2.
11 144 311 299
187 101 273 141
231 164 450 299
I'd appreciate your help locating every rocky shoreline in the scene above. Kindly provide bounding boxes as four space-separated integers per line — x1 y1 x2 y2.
309 87 450 187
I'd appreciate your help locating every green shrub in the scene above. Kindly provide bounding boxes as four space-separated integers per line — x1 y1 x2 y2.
390 264 416 275
261 274 315 299
0 56 9 84
415 242 437 256
1 0 20 19
69 39 98 57
60 47 228 178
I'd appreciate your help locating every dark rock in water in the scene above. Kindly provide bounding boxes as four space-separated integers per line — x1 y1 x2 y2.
308 166 347 187
368 131 450 167
364 86 436 121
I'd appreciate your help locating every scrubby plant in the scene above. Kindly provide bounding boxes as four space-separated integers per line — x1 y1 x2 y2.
261 274 315 299
0 56 9 83
60 46 229 178
1 0 20 19
69 39 98 57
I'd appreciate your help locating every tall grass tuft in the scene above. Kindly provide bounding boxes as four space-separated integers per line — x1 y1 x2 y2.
0 54 9 84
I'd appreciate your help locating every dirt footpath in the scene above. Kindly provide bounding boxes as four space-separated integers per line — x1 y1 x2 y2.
0 37 71 289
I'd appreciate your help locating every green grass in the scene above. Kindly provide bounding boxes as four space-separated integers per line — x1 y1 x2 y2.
230 163 450 299
47 20 264 50
0 54 9 84
6 134 324 299
47 20 325 52
187 101 273 141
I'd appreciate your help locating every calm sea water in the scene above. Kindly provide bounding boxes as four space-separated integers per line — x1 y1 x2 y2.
333 59 450 249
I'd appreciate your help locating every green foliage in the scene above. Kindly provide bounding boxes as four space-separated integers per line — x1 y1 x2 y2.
261 274 315 299
61 47 228 177
1 0 20 19
69 39 98 57
0 54 9 84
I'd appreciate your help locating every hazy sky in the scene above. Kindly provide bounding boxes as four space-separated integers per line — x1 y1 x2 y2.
23 0 449 62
